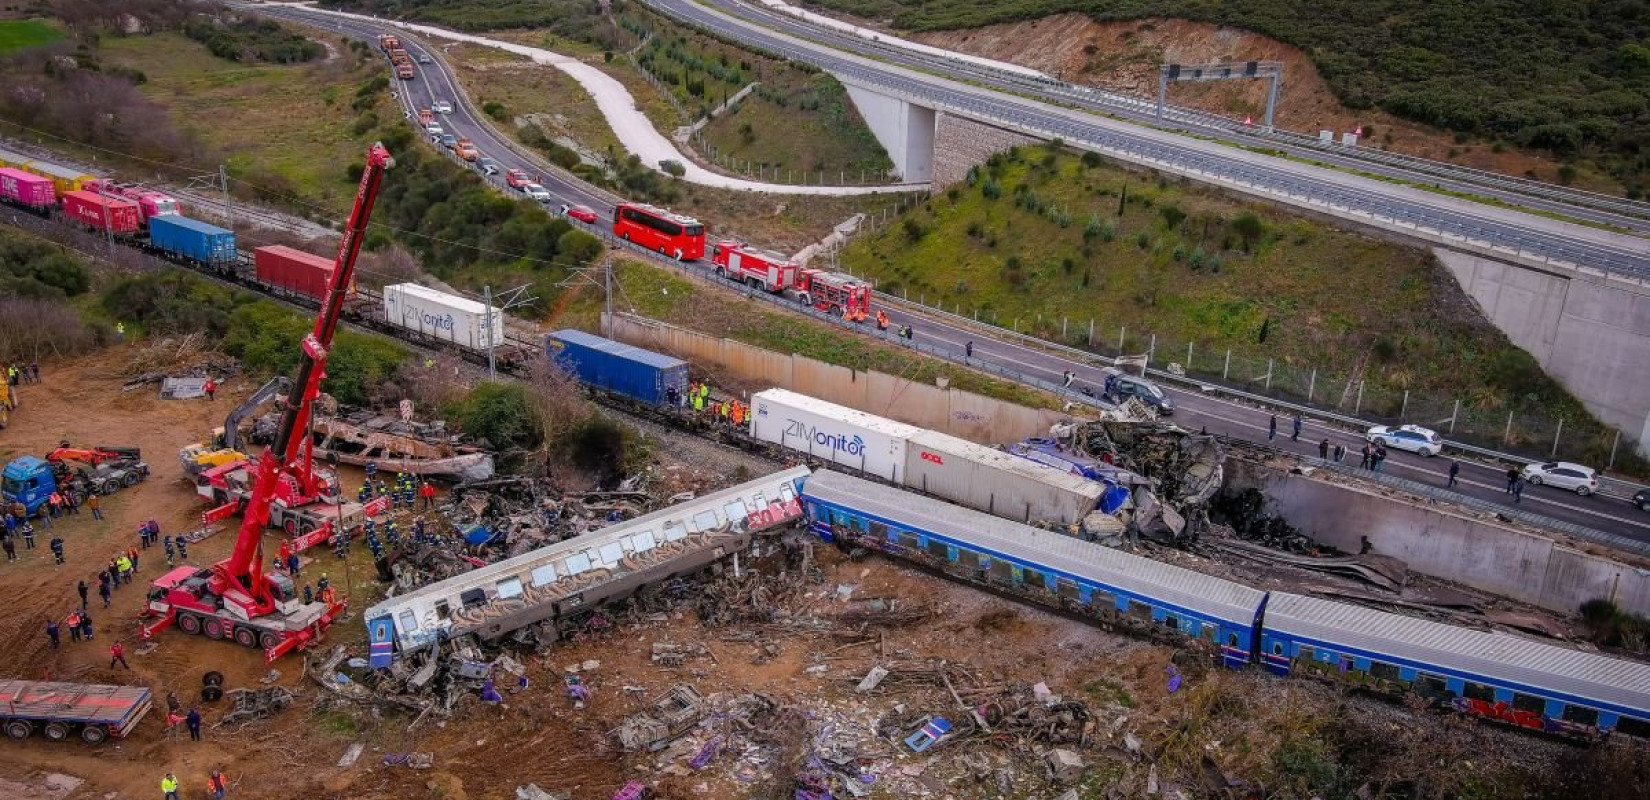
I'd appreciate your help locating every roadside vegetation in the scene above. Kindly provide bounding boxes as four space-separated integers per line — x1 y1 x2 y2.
0 226 105 365
805 0 1650 196
557 258 1053 408
838 143 1628 456
181 14 325 63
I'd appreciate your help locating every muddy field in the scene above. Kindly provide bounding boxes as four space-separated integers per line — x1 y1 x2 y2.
0 350 1640 800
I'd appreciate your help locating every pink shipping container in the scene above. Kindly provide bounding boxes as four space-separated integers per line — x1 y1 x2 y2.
0 167 55 209
61 191 139 235
254 245 336 301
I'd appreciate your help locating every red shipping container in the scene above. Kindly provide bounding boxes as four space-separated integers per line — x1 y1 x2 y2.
0 167 54 208
61 190 139 234
255 245 336 301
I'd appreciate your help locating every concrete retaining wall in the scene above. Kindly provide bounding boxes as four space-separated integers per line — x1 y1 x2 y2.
930 112 1042 189
603 313 1075 444
1436 249 1650 455
1225 458 1650 616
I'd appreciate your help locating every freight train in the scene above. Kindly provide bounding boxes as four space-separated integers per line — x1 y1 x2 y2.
0 146 542 373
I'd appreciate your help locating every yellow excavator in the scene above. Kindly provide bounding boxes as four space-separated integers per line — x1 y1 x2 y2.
178 376 292 476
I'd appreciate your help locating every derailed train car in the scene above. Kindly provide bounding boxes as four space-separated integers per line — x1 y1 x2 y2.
363 466 809 666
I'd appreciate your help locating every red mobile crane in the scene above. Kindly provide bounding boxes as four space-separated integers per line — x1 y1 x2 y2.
142 143 395 662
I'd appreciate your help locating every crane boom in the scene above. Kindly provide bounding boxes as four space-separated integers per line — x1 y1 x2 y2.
215 143 394 610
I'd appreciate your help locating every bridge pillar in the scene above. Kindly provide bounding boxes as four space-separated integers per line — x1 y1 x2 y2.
840 80 936 183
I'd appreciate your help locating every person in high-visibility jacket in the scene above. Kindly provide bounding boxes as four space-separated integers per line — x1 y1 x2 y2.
161 773 179 800
876 310 888 330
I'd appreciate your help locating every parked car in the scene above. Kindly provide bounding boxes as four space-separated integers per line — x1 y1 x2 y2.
1520 462 1599 496
440 134 458 151
455 139 479 161
433 100 454 114
424 123 444 137
1365 424 1442 457
1099 368 1174 415
477 157 501 176
504 168 531 188
563 204 598 223
521 183 552 202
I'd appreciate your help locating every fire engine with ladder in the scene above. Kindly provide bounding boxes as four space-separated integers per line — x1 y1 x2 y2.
141 143 395 662
710 241 873 321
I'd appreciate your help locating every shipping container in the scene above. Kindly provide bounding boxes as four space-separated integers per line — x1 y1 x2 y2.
0 147 97 194
60 191 139 235
147 214 237 267
903 430 1103 525
748 389 916 483
548 329 688 406
0 167 55 209
381 283 503 351
255 245 336 301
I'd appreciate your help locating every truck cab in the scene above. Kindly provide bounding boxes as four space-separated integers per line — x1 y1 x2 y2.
1 456 55 517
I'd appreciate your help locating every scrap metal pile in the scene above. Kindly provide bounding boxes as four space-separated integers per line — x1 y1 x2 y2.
1069 420 1227 546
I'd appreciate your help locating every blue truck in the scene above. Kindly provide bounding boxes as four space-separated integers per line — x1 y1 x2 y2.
548 329 688 407
3 447 149 518
147 214 237 268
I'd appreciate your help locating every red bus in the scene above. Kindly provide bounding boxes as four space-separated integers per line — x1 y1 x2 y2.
613 202 706 261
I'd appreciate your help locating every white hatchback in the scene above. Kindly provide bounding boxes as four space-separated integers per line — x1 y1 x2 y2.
1520 461 1599 496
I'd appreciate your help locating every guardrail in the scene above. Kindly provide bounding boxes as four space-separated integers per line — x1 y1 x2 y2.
697 0 1650 224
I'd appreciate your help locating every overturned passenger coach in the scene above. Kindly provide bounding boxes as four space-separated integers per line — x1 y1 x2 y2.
364 467 809 666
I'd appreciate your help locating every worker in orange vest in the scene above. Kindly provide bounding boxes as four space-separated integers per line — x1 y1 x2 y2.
207 769 228 800
876 310 889 331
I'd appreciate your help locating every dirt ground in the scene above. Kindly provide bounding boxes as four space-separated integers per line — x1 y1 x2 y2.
0 347 1632 800
911 14 1594 190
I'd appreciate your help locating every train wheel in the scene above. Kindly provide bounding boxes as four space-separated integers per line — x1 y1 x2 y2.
234 627 257 648
203 618 226 639
178 614 203 635
43 722 69 741
80 725 107 744
4 720 30 739
202 671 224 688
259 631 280 650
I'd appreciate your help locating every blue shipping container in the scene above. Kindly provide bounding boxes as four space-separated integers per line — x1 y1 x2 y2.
549 329 688 406
149 214 237 267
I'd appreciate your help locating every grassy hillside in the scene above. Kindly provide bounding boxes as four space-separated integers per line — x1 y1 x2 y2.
839 144 1611 440
803 0 1650 196
98 30 381 208
0 19 63 53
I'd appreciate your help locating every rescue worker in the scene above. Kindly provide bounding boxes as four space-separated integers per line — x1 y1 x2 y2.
78 611 92 641
365 460 378 481
186 708 202 741
303 584 314 605
49 535 63 566
66 610 82 642
286 551 300 578
356 483 371 503
162 773 180 800
116 553 132 584
110 640 129 669
203 377 217 401
46 618 59 648
175 537 188 562
21 520 35 550
1 532 13 563
87 492 101 521
163 535 175 567
47 491 62 519
420 480 436 510
127 544 140 573
876 309 889 331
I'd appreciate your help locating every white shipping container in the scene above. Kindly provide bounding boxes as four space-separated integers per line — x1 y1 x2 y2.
749 389 917 483
382 283 504 350
904 429 1103 525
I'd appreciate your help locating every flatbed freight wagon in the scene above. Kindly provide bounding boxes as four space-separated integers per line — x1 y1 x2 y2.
0 679 152 744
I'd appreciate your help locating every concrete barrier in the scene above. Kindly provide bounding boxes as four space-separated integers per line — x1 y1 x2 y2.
1224 459 1650 616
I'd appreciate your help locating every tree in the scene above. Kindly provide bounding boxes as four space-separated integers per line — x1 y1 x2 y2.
1232 212 1266 251
460 382 542 451
1159 204 1187 231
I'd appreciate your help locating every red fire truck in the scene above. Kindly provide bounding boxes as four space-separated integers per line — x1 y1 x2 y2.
710 241 801 293
798 268 873 322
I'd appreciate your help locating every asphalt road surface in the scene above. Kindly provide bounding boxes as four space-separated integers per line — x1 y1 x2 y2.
252 4 1650 544
643 0 1650 282
696 0 1650 232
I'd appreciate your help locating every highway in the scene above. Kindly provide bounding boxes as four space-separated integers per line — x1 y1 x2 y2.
249 4 1650 545
702 0 1650 232
641 0 1650 283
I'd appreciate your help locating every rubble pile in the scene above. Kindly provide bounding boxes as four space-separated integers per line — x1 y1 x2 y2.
1069 420 1226 547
